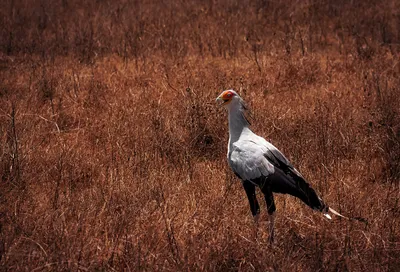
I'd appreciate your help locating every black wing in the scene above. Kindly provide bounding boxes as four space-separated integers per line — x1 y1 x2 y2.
260 147 328 212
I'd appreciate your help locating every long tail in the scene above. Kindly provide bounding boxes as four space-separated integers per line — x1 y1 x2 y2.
328 207 347 219
286 173 368 224
267 168 368 224
324 207 368 224
287 173 368 224
323 207 346 220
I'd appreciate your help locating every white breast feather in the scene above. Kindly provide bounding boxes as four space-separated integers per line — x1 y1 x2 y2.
229 140 275 180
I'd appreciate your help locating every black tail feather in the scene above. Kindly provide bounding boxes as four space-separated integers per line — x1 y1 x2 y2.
265 168 328 213
250 168 368 223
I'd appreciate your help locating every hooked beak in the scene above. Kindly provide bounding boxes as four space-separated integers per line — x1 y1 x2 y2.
216 95 230 106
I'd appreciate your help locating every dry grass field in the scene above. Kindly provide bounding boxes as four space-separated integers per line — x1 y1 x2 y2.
1 0 399 271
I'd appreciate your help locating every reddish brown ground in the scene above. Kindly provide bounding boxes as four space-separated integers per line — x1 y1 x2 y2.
1 1 399 271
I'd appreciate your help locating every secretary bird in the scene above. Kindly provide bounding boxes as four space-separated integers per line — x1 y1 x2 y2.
216 89 346 243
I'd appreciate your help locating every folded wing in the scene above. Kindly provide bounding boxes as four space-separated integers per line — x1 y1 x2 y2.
229 137 328 212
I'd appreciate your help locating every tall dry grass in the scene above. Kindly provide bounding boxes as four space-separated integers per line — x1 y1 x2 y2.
1 0 399 271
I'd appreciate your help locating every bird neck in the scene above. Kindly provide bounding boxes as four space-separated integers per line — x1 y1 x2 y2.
228 105 251 144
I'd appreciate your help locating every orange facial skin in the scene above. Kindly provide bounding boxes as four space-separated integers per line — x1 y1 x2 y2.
217 90 236 105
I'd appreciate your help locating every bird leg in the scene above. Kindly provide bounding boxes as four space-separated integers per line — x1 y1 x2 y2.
261 182 276 244
268 212 275 244
243 181 260 241
242 181 260 217
253 213 260 240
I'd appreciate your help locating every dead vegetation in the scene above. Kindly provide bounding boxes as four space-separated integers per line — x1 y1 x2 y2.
0 0 399 271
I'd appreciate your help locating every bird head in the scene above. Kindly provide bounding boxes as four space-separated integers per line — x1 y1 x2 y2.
216 90 240 107
216 89 251 124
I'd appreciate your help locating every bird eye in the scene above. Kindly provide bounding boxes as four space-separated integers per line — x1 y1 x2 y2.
227 92 232 97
